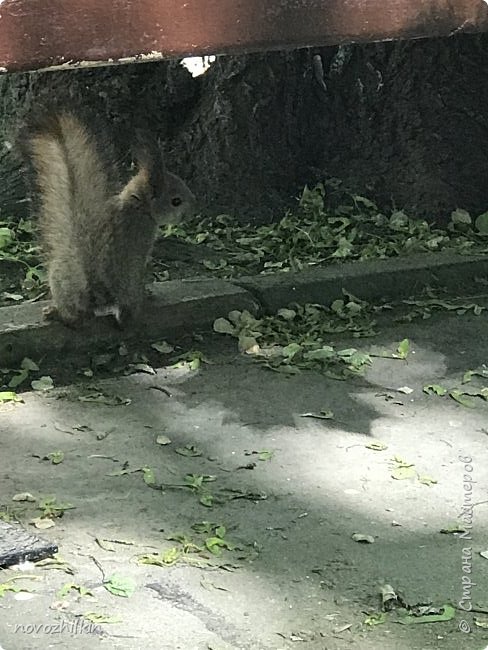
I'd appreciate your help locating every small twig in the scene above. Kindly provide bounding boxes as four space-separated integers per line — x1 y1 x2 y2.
89 555 107 582
148 385 172 397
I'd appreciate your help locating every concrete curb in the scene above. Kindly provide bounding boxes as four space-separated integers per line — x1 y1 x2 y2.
1 252 487 366
236 252 488 313
0 279 259 367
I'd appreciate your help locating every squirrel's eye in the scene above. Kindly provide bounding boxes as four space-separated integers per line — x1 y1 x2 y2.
171 197 183 207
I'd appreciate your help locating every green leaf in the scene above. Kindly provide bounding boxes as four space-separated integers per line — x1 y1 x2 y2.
205 536 233 556
142 467 156 486
189 357 201 370
151 341 174 354
47 450 64 465
475 211 488 234
215 525 226 538
191 521 216 534
199 494 214 507
392 455 410 465
213 318 235 335
450 209 472 227
277 308 296 320
303 346 335 361
238 335 259 353
365 440 388 451
38 496 75 517
175 445 202 457
364 612 387 626
21 357 39 371
185 474 203 489
353 195 377 209
396 338 410 359
31 375 54 391
418 475 437 486
84 612 123 624
449 390 476 408
336 348 358 357
0 581 25 597
0 391 23 403
282 343 302 358
398 604 455 625
391 466 416 480
104 574 136 598
8 369 29 388
0 227 14 250
58 583 93 598
423 384 447 396
138 547 182 567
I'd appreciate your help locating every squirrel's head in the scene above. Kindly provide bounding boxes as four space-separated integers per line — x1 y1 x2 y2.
133 130 196 225
151 170 196 225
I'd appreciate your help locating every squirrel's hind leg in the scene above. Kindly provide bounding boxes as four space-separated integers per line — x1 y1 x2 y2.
113 293 145 330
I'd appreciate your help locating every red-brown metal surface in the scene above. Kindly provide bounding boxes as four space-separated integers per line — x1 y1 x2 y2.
0 0 487 73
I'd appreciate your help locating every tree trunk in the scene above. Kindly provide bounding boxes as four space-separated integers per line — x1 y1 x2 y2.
2 33 488 224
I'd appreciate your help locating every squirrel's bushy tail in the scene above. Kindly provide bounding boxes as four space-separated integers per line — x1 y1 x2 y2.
20 112 112 246
18 109 195 328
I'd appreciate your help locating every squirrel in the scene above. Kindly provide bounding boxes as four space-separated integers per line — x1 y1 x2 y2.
19 110 195 327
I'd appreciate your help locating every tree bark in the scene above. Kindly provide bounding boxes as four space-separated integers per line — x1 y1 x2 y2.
2 33 488 224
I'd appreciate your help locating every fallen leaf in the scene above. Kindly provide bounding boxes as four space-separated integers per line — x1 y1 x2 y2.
449 390 476 408
351 533 375 544
46 451 64 465
151 341 174 354
142 467 156 486
104 574 136 598
199 494 214 507
31 376 54 392
423 384 447 396
78 392 130 406
398 604 455 625
418 475 437 486
365 440 388 451
84 612 122 624
213 318 235 335
364 612 387 626
30 517 55 529
12 493 36 502
396 339 410 359
391 466 417 480
0 391 23 403
440 525 466 535
300 410 334 420
156 435 172 446
396 386 413 395
175 445 202 457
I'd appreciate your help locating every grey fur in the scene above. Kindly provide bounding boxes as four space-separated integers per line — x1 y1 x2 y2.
21 112 195 326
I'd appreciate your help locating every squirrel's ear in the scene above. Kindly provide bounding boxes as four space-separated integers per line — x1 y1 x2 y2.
133 130 165 165
132 129 166 195
133 129 164 162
